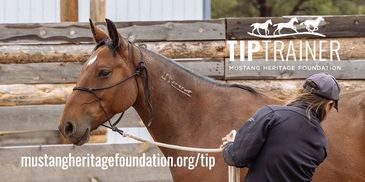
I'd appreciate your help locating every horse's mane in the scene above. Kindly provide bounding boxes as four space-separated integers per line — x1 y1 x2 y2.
144 48 260 96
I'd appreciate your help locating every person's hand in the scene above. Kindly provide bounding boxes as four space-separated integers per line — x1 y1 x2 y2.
220 130 237 149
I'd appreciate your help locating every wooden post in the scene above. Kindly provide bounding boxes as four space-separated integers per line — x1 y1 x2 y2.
60 0 78 22
90 0 106 22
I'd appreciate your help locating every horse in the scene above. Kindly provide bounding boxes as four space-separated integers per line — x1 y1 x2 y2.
273 17 299 35
59 19 365 181
300 16 324 33
250 20 272 36
314 90 365 181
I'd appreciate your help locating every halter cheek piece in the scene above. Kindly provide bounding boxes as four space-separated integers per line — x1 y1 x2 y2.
73 45 153 135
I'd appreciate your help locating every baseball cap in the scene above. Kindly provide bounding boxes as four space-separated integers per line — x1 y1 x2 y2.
303 73 341 111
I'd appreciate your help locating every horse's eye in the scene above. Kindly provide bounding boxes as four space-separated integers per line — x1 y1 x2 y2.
98 70 111 77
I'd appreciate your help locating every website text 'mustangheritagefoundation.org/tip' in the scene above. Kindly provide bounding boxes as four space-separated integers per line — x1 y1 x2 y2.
21 152 216 170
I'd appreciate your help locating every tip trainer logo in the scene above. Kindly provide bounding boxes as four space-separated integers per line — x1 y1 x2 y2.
248 16 325 38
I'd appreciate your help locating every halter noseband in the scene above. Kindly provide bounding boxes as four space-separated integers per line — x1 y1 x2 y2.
73 45 153 133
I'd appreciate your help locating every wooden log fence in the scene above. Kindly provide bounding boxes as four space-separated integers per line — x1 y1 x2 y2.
0 16 364 148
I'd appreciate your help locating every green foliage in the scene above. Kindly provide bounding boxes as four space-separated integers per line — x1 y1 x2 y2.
211 0 362 18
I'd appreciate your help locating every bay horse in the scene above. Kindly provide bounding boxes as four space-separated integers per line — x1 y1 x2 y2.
58 19 365 181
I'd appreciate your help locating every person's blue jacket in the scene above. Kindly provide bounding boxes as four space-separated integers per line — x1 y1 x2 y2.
223 101 328 182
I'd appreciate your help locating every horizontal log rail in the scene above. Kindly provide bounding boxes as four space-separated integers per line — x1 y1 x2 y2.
0 16 364 44
0 37 364 64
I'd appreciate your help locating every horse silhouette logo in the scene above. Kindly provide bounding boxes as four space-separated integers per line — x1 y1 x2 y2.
248 16 325 38
251 20 272 36
300 16 324 33
273 17 298 35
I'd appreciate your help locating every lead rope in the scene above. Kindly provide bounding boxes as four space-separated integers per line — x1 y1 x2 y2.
107 126 240 181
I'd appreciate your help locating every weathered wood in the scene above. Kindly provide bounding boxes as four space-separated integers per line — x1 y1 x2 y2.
0 41 227 63
0 20 225 43
90 0 105 22
0 62 82 84
227 15 365 40
226 80 365 101
176 59 224 79
0 128 106 146
1 37 364 64
60 0 78 22
0 130 60 146
2 80 365 106
0 84 73 106
0 105 144 131
1 15 364 43
225 59 365 80
0 144 173 182
0 59 223 84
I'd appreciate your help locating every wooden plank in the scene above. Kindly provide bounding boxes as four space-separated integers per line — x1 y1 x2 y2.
90 0 105 22
227 15 365 40
176 59 224 79
0 130 106 146
0 144 173 182
0 20 225 44
0 105 144 131
225 59 365 80
0 130 59 146
0 62 82 84
0 41 227 63
60 0 78 22
0 84 73 106
0 59 223 84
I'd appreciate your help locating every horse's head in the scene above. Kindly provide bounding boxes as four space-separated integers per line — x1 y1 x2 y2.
268 20 273 25
58 19 139 145
318 16 324 22
292 17 299 23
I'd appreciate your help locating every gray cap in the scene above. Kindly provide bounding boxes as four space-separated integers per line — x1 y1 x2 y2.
303 73 341 111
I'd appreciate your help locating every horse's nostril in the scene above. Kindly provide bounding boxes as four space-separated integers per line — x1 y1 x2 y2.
64 121 76 136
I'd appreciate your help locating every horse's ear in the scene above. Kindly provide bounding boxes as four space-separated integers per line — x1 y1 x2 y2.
89 19 108 43
105 18 120 49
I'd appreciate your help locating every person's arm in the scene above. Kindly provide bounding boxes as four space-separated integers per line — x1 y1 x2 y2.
223 106 276 168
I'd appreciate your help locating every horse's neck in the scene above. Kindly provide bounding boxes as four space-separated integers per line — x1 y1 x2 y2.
131 48 224 144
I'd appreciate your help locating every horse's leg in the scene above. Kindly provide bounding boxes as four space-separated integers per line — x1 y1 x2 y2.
252 28 256 34
257 28 262 35
310 26 315 33
265 29 269 36
293 27 298 33
306 26 311 32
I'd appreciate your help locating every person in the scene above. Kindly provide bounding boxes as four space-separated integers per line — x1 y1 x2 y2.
222 73 341 182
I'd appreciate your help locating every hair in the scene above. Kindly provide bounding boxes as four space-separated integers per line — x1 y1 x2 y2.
287 88 333 121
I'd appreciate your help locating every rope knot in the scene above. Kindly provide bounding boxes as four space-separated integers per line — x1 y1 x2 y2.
111 126 118 132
